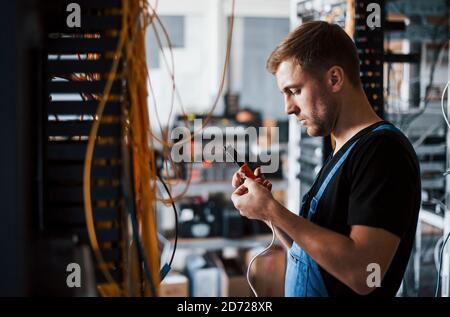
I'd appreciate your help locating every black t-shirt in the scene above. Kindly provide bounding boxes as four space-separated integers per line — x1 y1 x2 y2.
301 120 421 297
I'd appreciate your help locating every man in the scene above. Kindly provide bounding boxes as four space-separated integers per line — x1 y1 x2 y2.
231 21 421 297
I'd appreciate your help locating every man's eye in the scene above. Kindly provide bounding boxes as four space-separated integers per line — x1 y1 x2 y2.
291 89 301 95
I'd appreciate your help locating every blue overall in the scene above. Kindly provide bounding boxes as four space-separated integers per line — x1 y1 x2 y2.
285 123 398 297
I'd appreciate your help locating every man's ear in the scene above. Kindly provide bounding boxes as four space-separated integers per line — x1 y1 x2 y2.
327 66 344 93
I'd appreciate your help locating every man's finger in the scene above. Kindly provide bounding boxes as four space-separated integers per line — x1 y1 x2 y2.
232 172 243 188
255 178 265 185
233 183 248 195
243 177 257 189
254 167 265 179
263 180 272 191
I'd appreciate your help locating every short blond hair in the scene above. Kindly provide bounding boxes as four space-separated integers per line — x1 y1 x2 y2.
266 21 361 87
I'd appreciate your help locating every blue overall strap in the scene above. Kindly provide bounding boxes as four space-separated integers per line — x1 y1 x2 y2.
308 123 398 219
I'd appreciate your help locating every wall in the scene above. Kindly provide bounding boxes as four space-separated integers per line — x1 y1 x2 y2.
146 0 290 138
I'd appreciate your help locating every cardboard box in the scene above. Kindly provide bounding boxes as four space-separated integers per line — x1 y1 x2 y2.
160 272 189 297
245 245 286 297
221 258 251 297
185 254 221 297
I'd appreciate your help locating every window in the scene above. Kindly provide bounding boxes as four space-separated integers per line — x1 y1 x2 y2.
229 17 290 119
146 15 185 69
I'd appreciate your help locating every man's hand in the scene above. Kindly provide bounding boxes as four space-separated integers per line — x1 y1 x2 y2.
231 166 292 250
231 177 276 221
232 167 272 191
231 167 272 221
231 166 274 220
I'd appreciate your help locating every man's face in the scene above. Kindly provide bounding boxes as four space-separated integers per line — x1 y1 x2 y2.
275 59 338 137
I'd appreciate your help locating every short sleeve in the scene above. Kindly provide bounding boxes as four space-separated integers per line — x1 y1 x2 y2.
347 133 420 238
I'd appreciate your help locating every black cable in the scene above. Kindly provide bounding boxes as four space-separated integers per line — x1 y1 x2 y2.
401 2 450 131
401 41 448 131
123 187 157 296
435 231 450 296
157 175 178 268
121 131 156 296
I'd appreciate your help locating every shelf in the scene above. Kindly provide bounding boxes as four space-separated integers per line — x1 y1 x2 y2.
174 234 277 251
168 179 288 196
419 208 444 230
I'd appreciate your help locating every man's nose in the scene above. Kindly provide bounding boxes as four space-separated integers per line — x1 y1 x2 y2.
284 95 298 115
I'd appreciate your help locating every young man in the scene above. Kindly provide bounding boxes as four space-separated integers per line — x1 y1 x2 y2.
231 21 421 297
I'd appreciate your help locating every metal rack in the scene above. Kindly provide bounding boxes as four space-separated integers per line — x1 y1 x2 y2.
289 0 385 207
44 0 126 285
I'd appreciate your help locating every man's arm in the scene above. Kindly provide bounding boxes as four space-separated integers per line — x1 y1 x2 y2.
263 220 292 250
232 167 292 250
268 199 400 295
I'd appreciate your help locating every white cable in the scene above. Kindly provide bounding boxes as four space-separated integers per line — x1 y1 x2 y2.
246 221 276 297
434 236 444 273
440 79 450 129
434 80 450 297
435 232 450 296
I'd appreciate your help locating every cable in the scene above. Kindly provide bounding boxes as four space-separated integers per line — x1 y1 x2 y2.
157 174 179 278
401 41 448 131
246 221 276 297
125 0 236 209
433 78 450 296
80 0 235 295
125 1 162 296
440 79 450 176
435 231 450 296
144 0 237 204
82 0 128 295
400 7 450 131
146 0 236 149
434 236 443 273
122 117 157 296
440 79 450 129
122 175 157 296
82 0 162 296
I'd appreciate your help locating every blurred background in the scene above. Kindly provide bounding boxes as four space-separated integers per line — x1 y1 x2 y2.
1 0 450 297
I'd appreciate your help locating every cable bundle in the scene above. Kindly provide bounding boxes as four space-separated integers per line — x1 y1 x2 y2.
81 0 237 296
83 0 161 296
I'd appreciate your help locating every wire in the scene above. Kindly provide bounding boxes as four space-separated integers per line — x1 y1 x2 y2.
122 173 157 296
80 0 236 295
246 221 276 297
400 6 450 131
122 113 157 296
432 77 450 297
435 231 450 296
434 236 444 272
82 0 128 295
440 79 450 129
144 0 237 204
395 0 450 130
441 79 450 176
125 1 162 296
82 0 163 296
157 175 178 268
146 0 236 149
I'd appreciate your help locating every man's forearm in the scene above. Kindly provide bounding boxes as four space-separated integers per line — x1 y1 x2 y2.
263 220 292 250
267 200 378 294
273 224 293 250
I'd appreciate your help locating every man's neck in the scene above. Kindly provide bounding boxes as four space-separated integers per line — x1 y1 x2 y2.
332 90 382 155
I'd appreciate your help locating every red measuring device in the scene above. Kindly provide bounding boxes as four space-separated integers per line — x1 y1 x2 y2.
224 144 256 180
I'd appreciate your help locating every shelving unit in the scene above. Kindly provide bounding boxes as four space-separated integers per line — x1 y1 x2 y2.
167 179 288 196
174 234 278 251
